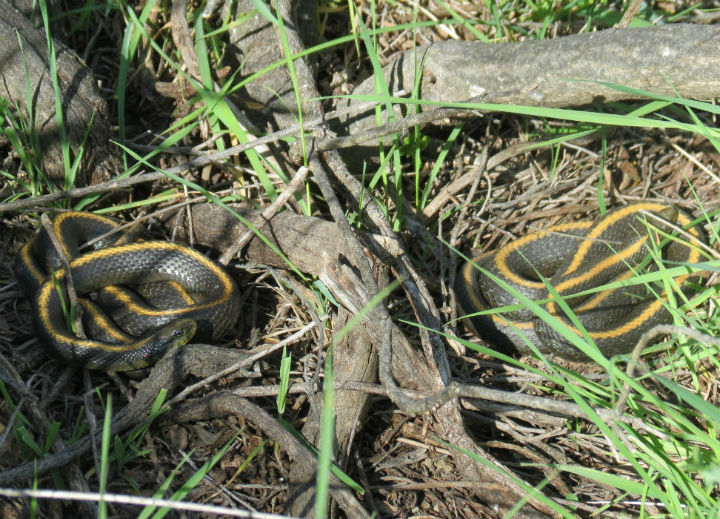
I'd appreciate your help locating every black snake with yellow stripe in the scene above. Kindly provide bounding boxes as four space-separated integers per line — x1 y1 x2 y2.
455 202 706 360
15 212 240 371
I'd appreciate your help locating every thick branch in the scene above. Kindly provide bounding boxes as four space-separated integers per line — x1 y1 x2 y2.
335 24 720 149
0 0 121 184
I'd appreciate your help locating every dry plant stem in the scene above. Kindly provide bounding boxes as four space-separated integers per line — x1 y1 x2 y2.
316 152 452 414
162 392 370 519
321 106 480 152
309 153 428 414
181 200 195 246
0 402 23 457
323 150 440 255
39 214 85 338
0 171 166 212
616 0 645 28
218 165 310 264
446 157 491 352
0 148 253 213
165 321 317 407
669 140 720 188
308 154 377 302
320 153 450 384
455 382 666 437
75 373 99 517
449 152 490 249
170 0 200 80
82 370 101 480
422 140 541 219
0 488 310 519
230 382 307 398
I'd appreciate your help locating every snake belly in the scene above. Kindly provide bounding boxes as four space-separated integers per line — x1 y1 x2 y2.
455 202 705 360
15 212 241 371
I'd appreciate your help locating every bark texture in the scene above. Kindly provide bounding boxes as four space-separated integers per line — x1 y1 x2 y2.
334 24 720 157
0 0 121 185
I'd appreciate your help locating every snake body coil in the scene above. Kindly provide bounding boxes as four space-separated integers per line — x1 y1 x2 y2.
455 202 705 360
15 212 241 371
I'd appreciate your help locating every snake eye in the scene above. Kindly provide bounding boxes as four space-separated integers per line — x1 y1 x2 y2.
156 318 198 345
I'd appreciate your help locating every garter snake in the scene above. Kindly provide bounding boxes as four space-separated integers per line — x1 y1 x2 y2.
15 212 241 371
455 202 706 360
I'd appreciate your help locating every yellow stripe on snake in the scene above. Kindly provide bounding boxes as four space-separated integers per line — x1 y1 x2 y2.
15 212 240 371
455 202 706 360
